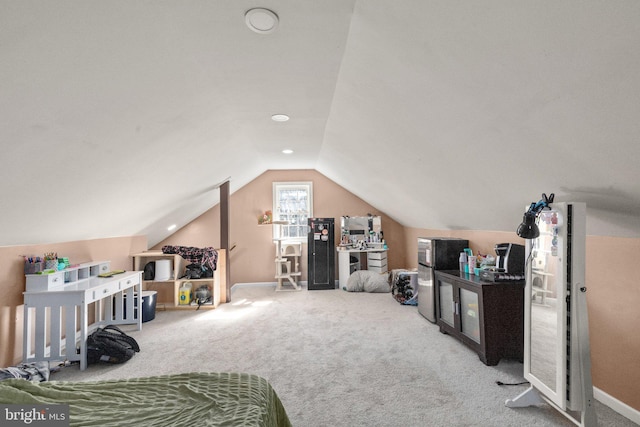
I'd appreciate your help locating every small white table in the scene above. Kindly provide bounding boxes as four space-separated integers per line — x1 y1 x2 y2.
336 247 388 288
23 271 142 370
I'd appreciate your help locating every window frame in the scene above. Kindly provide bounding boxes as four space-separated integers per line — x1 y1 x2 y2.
272 181 313 242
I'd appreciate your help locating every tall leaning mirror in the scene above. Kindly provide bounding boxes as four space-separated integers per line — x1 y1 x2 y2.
506 199 597 427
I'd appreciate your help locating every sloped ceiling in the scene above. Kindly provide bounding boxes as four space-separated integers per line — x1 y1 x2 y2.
2 1 639 247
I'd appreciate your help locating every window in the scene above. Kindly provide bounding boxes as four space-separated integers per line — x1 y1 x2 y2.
273 182 313 241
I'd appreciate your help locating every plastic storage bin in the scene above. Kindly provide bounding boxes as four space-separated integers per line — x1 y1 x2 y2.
122 290 157 322
141 290 157 322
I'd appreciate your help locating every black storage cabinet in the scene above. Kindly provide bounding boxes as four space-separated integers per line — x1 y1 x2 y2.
434 270 524 366
307 218 335 290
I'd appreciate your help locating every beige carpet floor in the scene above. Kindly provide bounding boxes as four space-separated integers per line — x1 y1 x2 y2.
52 284 637 427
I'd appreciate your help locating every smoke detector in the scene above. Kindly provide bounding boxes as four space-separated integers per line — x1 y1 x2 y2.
245 8 279 34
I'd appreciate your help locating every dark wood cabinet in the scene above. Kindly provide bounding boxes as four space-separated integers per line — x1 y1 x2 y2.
434 270 524 366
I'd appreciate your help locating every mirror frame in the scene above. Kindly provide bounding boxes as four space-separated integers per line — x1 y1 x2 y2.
507 203 597 426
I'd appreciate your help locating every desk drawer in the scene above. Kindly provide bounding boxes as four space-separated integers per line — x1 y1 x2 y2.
119 274 140 289
368 258 388 268
367 251 387 261
88 281 121 303
85 274 140 303
26 272 65 292
368 265 388 274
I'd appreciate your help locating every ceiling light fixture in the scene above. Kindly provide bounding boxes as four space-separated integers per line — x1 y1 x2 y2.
282 149 294 154
271 114 289 122
245 8 279 34
167 224 177 231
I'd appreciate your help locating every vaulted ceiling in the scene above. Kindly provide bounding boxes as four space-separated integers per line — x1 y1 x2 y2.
2 1 639 247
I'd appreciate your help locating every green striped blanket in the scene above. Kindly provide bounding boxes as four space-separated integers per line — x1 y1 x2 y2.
0 372 291 427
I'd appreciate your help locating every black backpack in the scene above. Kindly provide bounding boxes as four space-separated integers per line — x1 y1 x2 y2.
184 263 212 279
86 325 140 364
143 262 155 280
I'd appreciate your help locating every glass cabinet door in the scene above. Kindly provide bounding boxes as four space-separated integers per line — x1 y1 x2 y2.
460 288 480 343
438 279 455 327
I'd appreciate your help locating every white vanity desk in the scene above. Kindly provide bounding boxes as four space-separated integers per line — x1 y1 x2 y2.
23 263 142 370
336 247 388 288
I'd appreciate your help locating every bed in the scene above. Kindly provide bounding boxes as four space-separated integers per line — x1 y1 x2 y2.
0 372 292 427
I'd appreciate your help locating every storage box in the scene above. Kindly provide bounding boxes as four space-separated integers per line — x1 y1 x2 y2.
398 271 418 293
24 262 44 275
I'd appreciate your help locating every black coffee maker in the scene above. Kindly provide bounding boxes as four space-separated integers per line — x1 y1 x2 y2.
495 243 525 274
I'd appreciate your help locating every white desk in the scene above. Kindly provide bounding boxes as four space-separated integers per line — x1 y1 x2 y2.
337 247 388 288
23 271 142 370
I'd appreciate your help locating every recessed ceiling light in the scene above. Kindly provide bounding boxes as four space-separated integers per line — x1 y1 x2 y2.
271 114 289 122
245 8 279 34
167 224 177 231
282 149 294 154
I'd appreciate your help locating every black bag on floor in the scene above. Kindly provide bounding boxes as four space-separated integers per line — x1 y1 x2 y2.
86 325 140 364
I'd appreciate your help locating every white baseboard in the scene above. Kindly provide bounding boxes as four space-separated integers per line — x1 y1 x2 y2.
230 281 310 294
230 282 277 294
231 280 316 294
232 281 343 294
594 386 640 425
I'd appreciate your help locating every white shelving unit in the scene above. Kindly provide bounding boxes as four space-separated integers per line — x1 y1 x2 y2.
25 261 110 292
132 250 226 309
